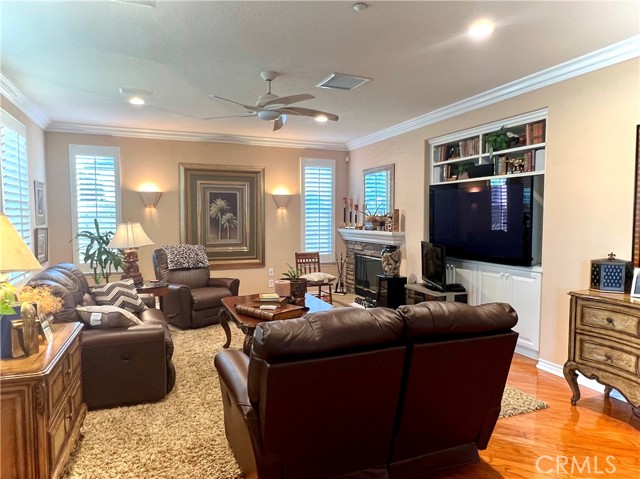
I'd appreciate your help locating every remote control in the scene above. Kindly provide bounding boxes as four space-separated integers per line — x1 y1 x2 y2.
259 305 277 310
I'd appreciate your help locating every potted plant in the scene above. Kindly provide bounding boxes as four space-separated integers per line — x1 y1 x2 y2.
484 126 518 160
282 264 307 306
73 219 124 284
456 163 473 179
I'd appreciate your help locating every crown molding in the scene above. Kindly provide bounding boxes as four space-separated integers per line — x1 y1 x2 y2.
0 74 50 129
45 122 348 151
347 36 640 151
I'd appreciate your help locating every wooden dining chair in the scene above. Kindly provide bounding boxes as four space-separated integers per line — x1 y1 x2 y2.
295 252 333 304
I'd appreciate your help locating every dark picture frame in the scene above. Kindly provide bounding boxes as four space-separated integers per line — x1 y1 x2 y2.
34 180 46 226
180 163 265 269
34 227 48 263
634 125 640 267
631 268 640 299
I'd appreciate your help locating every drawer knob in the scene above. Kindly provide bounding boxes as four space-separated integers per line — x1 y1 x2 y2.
121 353 131 362
606 317 613 324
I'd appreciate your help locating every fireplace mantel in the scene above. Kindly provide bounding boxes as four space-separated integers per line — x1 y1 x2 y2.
338 228 404 247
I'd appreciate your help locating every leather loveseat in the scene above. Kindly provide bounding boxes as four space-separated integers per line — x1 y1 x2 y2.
152 248 240 329
27 263 175 410
214 301 519 479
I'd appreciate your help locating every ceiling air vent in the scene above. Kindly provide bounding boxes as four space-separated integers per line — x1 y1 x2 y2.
316 73 371 91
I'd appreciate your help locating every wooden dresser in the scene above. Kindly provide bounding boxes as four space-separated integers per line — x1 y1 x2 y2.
564 290 640 416
1 322 86 479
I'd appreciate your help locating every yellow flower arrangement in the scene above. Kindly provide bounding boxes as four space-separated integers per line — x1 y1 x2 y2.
17 286 63 317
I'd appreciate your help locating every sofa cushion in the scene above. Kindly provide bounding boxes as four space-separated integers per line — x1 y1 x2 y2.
76 305 143 328
190 287 228 311
91 279 148 314
163 244 209 269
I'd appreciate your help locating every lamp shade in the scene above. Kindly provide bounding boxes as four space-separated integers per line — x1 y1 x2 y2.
272 194 292 209
108 222 154 249
137 191 162 208
0 213 42 272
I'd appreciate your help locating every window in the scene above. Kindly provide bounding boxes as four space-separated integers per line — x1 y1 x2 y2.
69 145 121 266
363 164 394 217
1 110 31 249
301 158 335 263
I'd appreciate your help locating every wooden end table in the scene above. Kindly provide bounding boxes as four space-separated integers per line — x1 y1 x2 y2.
136 282 169 310
220 293 332 354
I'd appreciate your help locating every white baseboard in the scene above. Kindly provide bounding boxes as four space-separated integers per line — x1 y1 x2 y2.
536 358 626 401
515 344 539 360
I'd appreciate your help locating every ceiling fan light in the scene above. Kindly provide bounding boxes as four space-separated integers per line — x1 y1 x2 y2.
315 114 329 123
258 110 281 121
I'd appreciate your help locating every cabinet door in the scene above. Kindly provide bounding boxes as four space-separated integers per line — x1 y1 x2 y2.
505 270 541 352
448 261 478 304
478 268 505 305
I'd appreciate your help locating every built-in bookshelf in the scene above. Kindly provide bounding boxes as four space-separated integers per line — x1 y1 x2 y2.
429 109 547 185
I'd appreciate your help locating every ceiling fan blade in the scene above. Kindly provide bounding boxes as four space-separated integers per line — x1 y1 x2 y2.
204 113 257 120
280 107 339 121
273 114 287 131
211 95 262 113
262 93 315 108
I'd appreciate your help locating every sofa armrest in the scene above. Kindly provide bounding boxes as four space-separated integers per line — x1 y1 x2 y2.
215 349 251 407
82 325 168 409
209 277 240 296
162 284 195 329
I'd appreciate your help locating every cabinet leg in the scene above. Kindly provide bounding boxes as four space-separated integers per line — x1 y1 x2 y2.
219 310 232 349
604 385 613 398
563 361 581 406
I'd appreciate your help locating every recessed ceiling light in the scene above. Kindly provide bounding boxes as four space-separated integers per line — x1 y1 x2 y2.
352 3 368 12
468 19 495 40
315 114 329 123
129 96 146 106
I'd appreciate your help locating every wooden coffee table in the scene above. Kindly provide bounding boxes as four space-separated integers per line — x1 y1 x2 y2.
220 293 332 354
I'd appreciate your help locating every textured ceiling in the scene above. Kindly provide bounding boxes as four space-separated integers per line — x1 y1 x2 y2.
1 1 638 148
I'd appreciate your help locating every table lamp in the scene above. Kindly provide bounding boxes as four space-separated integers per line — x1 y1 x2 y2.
107 221 154 285
1 213 42 358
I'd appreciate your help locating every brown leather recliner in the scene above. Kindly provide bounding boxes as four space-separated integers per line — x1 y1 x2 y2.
27 263 175 410
214 301 518 479
152 248 240 329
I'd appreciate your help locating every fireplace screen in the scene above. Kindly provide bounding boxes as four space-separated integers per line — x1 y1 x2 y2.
355 254 383 299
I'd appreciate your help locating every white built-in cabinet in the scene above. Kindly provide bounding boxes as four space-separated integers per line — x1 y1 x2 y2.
447 259 541 356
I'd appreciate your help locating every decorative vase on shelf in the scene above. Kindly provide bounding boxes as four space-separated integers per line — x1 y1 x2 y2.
381 245 402 277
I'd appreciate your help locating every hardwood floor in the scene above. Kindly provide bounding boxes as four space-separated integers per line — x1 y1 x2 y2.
427 354 640 478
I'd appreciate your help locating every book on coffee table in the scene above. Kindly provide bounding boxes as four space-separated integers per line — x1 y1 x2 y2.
235 302 306 321
256 294 288 307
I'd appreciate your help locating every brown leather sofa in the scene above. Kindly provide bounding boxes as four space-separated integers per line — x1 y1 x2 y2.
214 301 518 479
152 248 240 329
27 263 175 410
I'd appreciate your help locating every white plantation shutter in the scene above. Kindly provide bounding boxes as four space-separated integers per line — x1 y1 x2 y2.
301 158 335 263
364 169 390 216
70 145 121 265
0 111 31 250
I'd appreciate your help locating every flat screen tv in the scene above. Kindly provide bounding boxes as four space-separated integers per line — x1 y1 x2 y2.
421 241 447 291
429 176 543 267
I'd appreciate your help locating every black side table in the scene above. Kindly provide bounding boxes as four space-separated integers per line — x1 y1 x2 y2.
376 275 407 309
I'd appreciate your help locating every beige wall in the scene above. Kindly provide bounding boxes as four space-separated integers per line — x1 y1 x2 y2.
348 59 640 366
1 95 48 267
43 133 347 293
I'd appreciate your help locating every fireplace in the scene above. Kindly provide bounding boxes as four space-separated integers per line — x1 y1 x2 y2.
355 254 383 299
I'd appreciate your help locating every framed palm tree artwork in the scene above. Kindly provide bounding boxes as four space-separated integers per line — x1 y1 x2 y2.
180 163 265 268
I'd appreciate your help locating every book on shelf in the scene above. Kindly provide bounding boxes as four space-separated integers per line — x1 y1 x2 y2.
234 302 306 321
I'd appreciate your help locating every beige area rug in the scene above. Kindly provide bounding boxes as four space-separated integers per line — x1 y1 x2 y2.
64 324 547 478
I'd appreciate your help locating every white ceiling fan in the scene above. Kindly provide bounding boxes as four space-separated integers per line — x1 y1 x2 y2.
207 71 339 131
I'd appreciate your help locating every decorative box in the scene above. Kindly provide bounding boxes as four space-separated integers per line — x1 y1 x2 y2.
590 253 634 293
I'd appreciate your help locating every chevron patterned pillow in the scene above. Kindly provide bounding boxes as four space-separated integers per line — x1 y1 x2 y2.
91 278 148 314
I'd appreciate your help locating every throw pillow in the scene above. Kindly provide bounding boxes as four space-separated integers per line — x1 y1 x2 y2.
300 272 337 283
91 279 148 313
76 305 143 329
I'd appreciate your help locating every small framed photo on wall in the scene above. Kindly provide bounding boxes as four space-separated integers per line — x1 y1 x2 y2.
34 181 46 226
34 227 48 263
631 268 640 298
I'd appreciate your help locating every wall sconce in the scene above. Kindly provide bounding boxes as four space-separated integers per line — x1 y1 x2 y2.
137 191 163 208
272 194 292 209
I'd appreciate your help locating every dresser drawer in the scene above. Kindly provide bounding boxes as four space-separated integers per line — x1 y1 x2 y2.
578 304 640 340
48 378 81 472
576 335 639 378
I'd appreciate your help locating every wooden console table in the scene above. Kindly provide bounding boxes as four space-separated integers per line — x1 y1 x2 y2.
564 290 640 417
1 322 86 478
